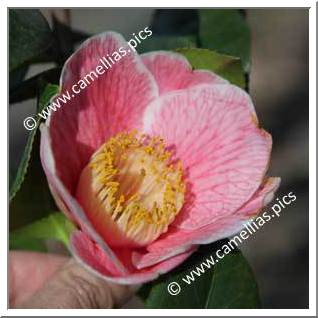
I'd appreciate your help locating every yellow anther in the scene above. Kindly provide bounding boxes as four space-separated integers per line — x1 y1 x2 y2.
78 130 185 247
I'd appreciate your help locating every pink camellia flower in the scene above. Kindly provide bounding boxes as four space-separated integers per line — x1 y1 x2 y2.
40 32 280 284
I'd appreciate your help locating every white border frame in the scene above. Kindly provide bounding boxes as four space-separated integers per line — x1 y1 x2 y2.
2 1 316 316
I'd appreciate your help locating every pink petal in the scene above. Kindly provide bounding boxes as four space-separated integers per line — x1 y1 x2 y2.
42 123 197 282
133 177 280 269
143 84 272 230
237 177 281 218
40 124 127 275
141 51 226 95
70 230 196 285
48 32 158 193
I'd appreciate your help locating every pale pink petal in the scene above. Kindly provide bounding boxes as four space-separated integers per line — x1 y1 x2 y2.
70 230 196 285
48 32 158 193
133 177 280 269
141 51 226 95
143 84 272 230
237 177 281 217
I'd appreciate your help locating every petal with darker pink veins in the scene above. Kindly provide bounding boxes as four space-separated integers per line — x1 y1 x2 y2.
143 84 272 230
40 125 127 275
141 51 226 95
132 177 280 269
47 32 158 193
70 230 196 285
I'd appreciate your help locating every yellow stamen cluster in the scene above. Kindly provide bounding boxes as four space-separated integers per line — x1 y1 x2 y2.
77 130 185 247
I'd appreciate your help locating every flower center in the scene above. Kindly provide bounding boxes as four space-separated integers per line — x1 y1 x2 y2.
76 130 185 247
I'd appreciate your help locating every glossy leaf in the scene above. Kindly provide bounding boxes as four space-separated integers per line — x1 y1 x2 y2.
9 9 53 71
38 83 60 112
10 212 76 252
9 133 57 230
9 84 59 202
199 9 250 71
139 242 260 308
177 48 245 88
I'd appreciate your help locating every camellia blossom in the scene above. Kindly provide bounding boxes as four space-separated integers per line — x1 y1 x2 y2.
40 31 280 284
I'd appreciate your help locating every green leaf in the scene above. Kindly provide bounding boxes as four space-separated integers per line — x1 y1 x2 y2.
9 124 38 201
176 48 245 88
9 84 59 202
137 35 197 53
38 83 60 112
10 212 76 252
199 9 250 72
9 9 53 71
9 133 57 230
139 242 260 308
10 84 59 230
